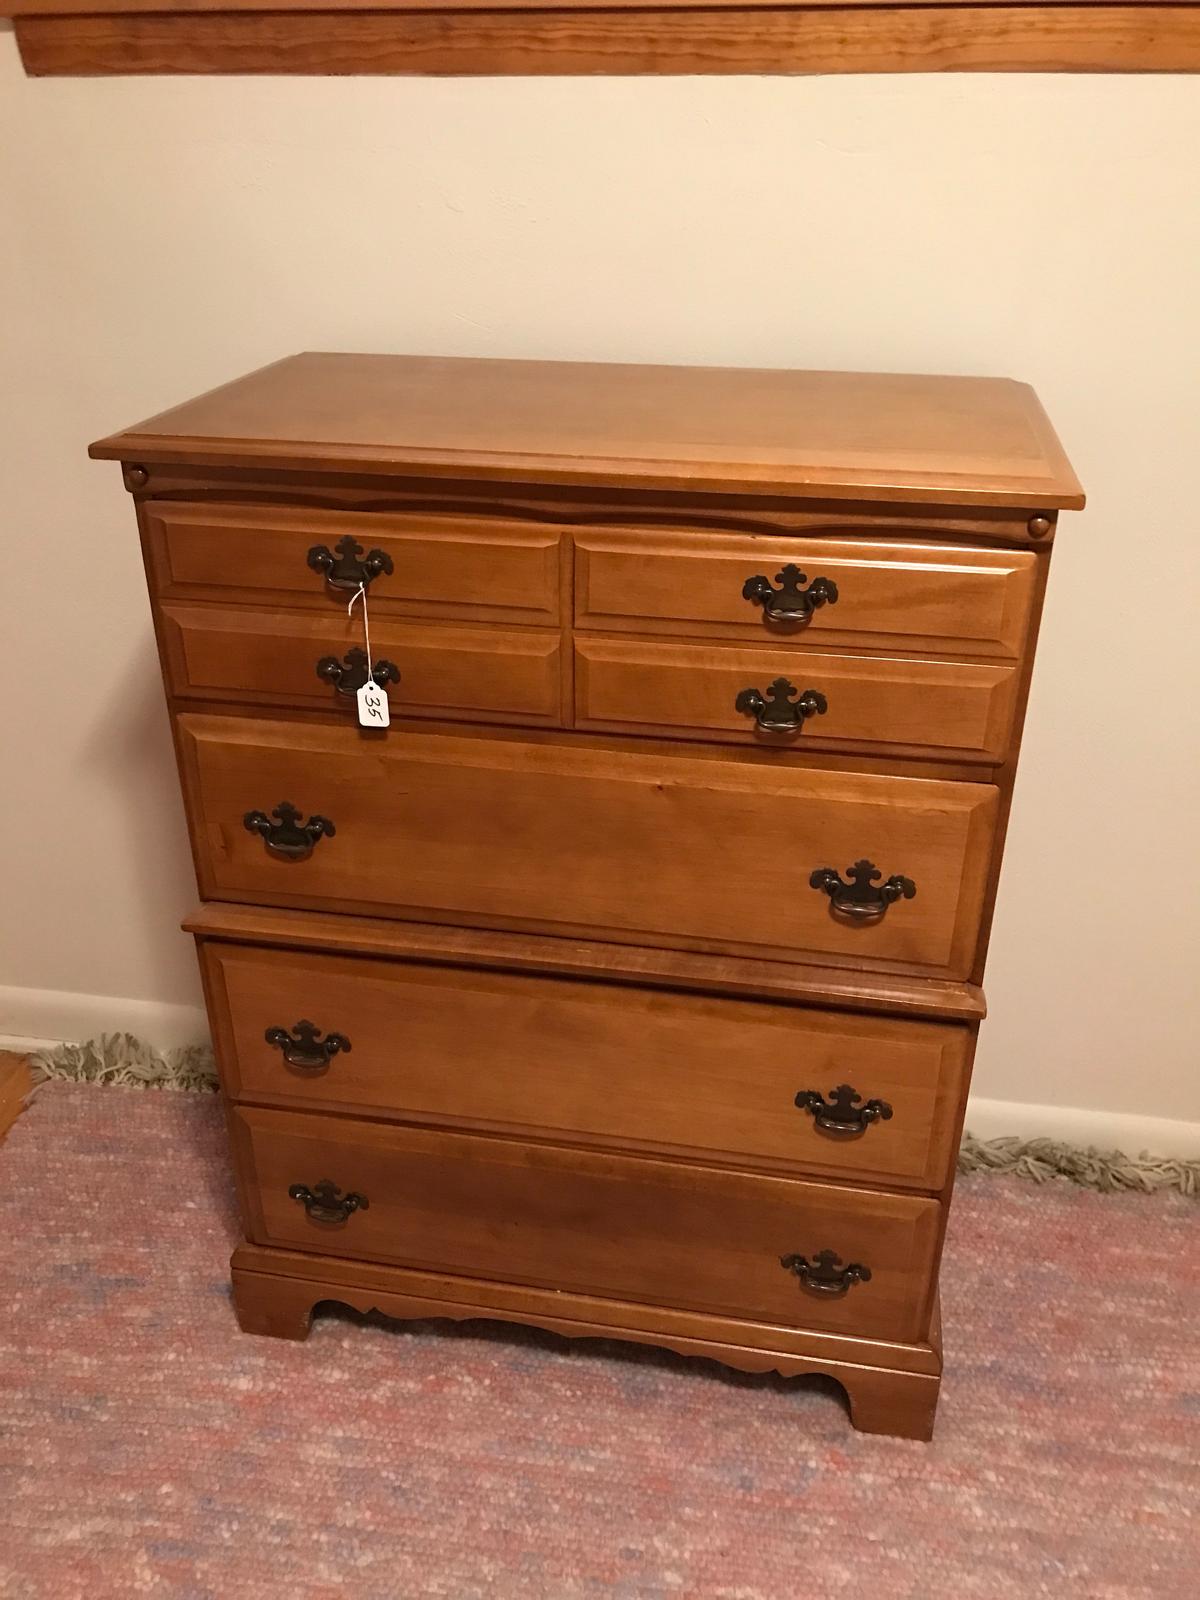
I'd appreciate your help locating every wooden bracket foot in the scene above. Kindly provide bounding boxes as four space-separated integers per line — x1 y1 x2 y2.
230 1248 943 1438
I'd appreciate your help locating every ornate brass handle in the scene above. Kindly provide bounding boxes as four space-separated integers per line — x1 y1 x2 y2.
316 647 400 699
266 1021 352 1073
809 859 916 923
735 678 827 734
289 1179 368 1224
307 535 393 593
243 802 335 862
796 1084 893 1137
742 564 839 625
780 1249 871 1298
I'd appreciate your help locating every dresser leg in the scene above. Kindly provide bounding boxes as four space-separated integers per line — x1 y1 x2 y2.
232 1265 316 1342
841 1366 941 1441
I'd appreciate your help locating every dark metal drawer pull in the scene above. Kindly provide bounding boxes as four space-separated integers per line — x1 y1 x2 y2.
796 1084 893 1137
316 647 400 698
809 858 916 923
735 678 827 734
780 1250 871 1298
243 801 335 862
307 535 394 593
289 1180 368 1225
265 1021 352 1073
742 564 838 625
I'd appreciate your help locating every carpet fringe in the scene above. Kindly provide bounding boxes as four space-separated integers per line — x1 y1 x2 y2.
957 1131 1198 1197
26 1034 1199 1197
30 1033 219 1094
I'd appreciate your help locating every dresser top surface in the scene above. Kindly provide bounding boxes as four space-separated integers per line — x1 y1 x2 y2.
91 352 1084 510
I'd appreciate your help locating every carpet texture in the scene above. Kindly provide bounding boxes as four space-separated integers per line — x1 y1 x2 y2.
1 1083 1196 1600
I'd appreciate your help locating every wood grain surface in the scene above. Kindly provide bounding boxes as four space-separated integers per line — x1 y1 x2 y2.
231 1267 941 1437
7 0 1171 13
186 906 989 1020
231 1238 942 1372
204 942 973 1189
575 639 1019 764
17 6 1200 79
231 1104 942 1341
143 502 564 626
574 530 1039 659
160 604 564 727
230 1243 943 1437
178 714 1000 977
98 351 1084 1438
0 1053 32 1144
92 354 1084 509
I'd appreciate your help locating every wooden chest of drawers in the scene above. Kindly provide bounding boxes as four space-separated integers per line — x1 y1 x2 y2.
93 354 1083 1439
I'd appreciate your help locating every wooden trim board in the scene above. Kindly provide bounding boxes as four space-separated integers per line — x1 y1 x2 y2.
4 0 1178 13
0 1052 33 1144
11 5 1200 78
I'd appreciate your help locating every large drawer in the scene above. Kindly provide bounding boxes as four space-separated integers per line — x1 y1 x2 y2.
575 637 1018 763
179 716 998 977
160 604 562 726
230 1105 941 1342
143 502 563 626
575 530 1038 660
204 943 972 1190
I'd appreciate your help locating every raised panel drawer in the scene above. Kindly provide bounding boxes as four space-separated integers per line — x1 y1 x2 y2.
144 502 562 625
575 637 1018 762
205 943 972 1190
575 530 1037 660
160 604 562 726
179 715 999 978
231 1105 941 1342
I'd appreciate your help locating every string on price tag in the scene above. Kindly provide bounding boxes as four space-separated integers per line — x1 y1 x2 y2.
347 582 391 729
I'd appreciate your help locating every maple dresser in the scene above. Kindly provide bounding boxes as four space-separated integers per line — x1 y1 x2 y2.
93 354 1082 1439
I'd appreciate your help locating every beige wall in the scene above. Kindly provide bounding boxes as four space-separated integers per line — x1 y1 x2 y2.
2 37 1197 1148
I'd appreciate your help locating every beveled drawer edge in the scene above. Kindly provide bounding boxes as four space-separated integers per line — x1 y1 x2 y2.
184 901 986 1022
232 1243 943 1377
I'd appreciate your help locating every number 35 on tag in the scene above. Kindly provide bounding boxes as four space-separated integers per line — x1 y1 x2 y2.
357 679 391 729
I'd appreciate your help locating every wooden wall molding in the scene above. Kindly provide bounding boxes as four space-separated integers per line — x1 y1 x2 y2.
0 1052 33 1145
8 1 1200 77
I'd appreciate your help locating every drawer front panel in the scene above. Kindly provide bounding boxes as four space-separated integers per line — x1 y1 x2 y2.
232 1106 941 1341
161 604 562 726
575 638 1018 763
145 503 562 625
180 716 998 977
575 531 1037 659
206 944 972 1189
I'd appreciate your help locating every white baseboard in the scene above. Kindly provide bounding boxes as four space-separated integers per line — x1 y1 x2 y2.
966 1094 1200 1159
2 982 1196 1158
0 984 208 1054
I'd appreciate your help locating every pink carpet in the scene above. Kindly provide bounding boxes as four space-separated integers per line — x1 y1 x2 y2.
1 1082 1196 1599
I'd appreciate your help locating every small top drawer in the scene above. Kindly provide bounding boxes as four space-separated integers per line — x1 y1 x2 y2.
143 503 563 626
159 604 563 727
575 530 1038 660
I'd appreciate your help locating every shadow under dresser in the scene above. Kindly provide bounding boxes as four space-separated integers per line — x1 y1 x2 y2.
92 353 1084 1438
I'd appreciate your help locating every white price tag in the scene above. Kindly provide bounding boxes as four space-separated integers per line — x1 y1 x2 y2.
348 580 391 729
356 677 391 728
